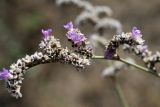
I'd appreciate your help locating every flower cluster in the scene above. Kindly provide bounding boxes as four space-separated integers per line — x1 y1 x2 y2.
64 21 93 58
74 46 93 58
0 21 159 99
104 27 144 60
144 52 160 72
57 0 122 61
122 27 160 73
64 21 87 46
1 22 92 98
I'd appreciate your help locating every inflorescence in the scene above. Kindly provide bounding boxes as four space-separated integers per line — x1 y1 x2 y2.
0 22 92 98
105 27 160 74
104 27 144 59
0 21 159 98
55 1 160 106
64 21 93 58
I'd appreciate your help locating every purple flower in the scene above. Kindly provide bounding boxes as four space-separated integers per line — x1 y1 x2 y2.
41 29 52 39
64 21 74 30
104 49 116 59
64 21 86 46
132 27 142 38
0 68 12 80
67 31 86 45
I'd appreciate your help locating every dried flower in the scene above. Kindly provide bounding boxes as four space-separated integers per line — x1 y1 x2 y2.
42 29 52 39
123 28 159 73
132 27 142 38
64 21 87 46
0 68 12 80
104 49 116 59
141 45 148 53
75 46 93 58
6 29 90 98
68 31 86 45
64 21 74 30
143 51 160 72
105 31 144 60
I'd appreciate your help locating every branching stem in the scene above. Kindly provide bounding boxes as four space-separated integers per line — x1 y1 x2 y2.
92 55 159 78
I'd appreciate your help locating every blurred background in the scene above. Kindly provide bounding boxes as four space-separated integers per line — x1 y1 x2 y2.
0 0 160 107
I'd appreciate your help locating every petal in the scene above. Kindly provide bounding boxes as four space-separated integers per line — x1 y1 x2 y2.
0 68 11 80
132 27 142 38
41 29 52 39
64 21 73 30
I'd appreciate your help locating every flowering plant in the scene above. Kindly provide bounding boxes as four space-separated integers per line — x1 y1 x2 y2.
0 0 160 107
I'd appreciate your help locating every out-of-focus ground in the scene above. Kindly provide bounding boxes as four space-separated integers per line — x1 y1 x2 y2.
0 0 160 107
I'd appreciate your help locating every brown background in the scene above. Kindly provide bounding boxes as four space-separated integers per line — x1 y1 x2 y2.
0 0 160 107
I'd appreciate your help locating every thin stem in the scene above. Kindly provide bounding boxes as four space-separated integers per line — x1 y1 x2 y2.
92 55 159 78
119 58 148 71
115 80 129 107
119 58 158 77
92 55 105 59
